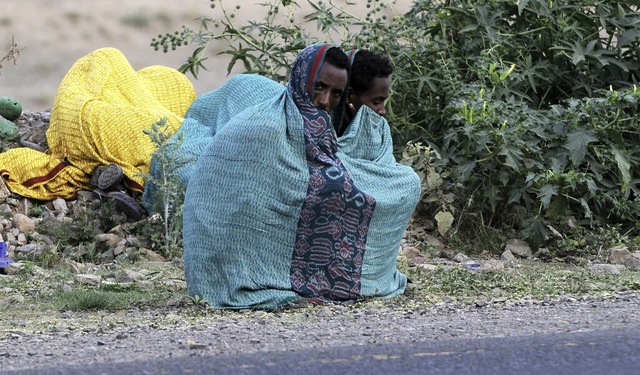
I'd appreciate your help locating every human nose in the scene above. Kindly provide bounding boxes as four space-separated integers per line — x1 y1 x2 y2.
375 105 386 116
314 92 330 111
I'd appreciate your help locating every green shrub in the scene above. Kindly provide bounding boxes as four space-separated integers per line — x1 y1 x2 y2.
152 0 640 252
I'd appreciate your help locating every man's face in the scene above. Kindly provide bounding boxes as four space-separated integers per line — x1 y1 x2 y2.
350 76 390 116
313 62 348 114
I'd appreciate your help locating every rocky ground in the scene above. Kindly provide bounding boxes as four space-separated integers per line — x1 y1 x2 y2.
1 111 50 151
1 112 640 372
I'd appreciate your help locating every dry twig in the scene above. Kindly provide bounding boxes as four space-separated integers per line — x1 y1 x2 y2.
0 36 23 75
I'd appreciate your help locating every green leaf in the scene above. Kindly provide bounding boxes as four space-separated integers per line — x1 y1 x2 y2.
538 184 557 208
520 215 549 250
435 211 454 237
498 145 523 170
460 24 479 33
585 177 597 197
517 0 530 16
564 128 598 166
571 40 595 65
580 198 592 219
612 146 631 193
454 161 477 181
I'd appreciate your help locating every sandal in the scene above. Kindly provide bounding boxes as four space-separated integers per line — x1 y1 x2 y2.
89 166 105 187
91 163 124 190
93 188 145 221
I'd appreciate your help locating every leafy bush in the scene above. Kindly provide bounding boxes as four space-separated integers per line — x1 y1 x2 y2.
442 85 640 248
152 0 640 252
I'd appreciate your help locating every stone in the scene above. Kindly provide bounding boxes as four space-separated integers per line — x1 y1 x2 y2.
436 248 454 260
500 249 516 262
452 253 469 263
316 306 333 317
75 274 102 286
12 214 35 234
100 248 115 262
3 262 23 275
124 236 142 248
533 247 552 261
67 261 87 274
399 245 421 259
14 243 46 256
113 245 126 257
588 263 623 275
4 232 16 242
417 264 438 271
119 269 145 282
0 204 11 214
622 256 640 271
423 234 445 252
608 246 632 265
504 239 532 258
137 248 165 262
95 233 124 249
479 259 504 272
51 198 69 215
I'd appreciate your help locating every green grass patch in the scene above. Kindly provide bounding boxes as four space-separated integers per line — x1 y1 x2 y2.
52 286 173 312
54 290 113 311
402 261 640 304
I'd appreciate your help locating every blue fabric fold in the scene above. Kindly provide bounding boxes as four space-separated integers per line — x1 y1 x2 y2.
166 44 420 309
182 98 420 308
142 74 285 212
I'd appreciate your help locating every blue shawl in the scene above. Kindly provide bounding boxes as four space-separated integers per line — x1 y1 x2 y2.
183 43 421 308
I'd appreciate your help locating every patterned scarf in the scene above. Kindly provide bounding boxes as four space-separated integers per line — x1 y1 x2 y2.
289 43 377 302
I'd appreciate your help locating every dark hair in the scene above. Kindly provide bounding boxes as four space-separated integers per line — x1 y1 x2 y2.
350 50 393 95
323 46 350 71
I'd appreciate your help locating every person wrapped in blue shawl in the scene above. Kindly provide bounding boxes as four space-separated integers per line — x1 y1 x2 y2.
183 43 421 308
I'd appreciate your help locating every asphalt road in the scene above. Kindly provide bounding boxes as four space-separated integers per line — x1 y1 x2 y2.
7 327 640 375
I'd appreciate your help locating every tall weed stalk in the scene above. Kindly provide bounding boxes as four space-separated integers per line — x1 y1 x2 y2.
142 118 190 257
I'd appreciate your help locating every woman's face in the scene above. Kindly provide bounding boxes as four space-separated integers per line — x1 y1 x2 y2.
350 76 390 116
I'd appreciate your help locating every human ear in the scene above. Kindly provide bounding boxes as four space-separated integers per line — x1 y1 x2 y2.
347 88 356 110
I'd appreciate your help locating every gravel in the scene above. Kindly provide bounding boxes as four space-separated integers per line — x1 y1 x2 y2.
1 293 639 371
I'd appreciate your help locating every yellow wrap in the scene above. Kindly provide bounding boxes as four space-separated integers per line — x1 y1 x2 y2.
0 47 196 200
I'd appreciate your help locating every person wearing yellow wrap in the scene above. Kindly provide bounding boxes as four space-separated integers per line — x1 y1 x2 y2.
0 47 196 218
